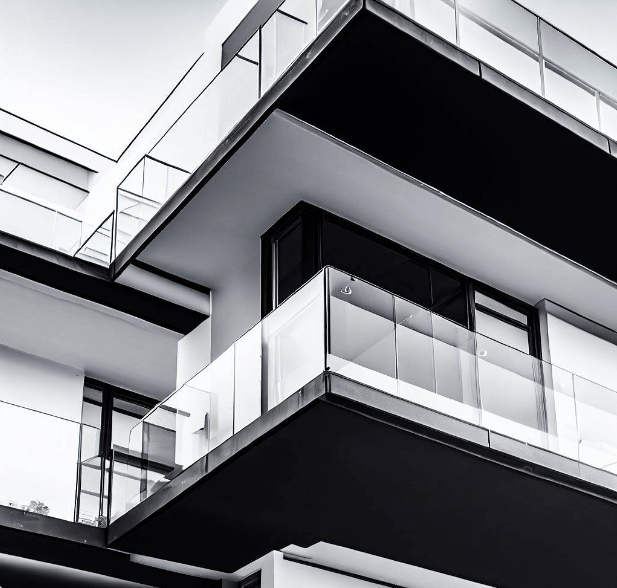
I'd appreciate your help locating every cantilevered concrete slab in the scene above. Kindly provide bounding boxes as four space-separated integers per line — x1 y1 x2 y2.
132 110 617 338
117 0 617 289
109 373 617 588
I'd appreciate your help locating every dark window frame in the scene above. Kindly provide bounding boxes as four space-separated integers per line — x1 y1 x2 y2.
262 202 541 357
471 283 542 359
83 377 157 460
76 379 158 525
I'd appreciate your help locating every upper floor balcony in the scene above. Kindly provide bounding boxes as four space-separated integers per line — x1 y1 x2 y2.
5 0 617 289
106 266 617 587
109 0 617 280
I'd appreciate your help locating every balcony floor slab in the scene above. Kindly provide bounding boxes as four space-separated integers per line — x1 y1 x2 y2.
109 373 617 588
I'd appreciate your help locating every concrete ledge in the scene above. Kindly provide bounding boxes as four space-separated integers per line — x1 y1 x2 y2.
0 504 105 547
488 432 580 478
366 0 480 75
579 463 617 492
108 374 328 544
111 370 617 549
328 373 489 447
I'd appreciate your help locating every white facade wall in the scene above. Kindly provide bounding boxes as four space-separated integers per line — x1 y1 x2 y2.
210 252 261 360
546 314 617 391
0 345 84 521
176 317 212 388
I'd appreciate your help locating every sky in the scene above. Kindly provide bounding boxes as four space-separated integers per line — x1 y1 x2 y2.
0 0 615 157
0 0 227 158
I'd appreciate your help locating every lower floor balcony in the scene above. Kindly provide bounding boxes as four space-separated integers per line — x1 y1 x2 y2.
106 266 617 587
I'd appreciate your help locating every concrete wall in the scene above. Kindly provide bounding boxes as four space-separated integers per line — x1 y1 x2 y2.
0 345 84 521
0 344 84 422
546 313 617 391
274 557 378 588
176 318 212 388
210 252 261 360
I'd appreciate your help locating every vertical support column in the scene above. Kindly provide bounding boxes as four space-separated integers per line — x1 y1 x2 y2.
73 423 84 524
453 0 461 47
595 90 603 132
537 17 547 98
323 268 331 373
112 188 120 262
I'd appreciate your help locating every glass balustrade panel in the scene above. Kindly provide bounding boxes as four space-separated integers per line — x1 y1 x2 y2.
115 187 161 256
150 56 259 174
477 334 545 445
540 22 606 129
476 334 581 459
317 0 349 33
280 0 317 38
431 314 479 424
395 297 436 407
264 270 325 409
541 20 617 109
110 449 135 522
599 96 617 139
126 421 144 512
52 212 83 256
381 0 456 44
328 268 397 396
172 382 211 469
239 30 260 62
575 376 617 474
234 324 263 433
142 401 179 498
543 64 598 129
542 365 578 461
74 214 113 266
459 0 541 93
0 188 56 248
77 455 105 526
261 8 312 94
142 156 190 205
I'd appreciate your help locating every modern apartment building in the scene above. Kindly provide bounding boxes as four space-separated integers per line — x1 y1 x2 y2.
2 0 617 586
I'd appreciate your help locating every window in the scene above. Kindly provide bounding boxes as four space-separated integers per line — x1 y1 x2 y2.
323 217 432 309
275 218 304 305
77 380 156 525
473 290 535 354
262 203 471 327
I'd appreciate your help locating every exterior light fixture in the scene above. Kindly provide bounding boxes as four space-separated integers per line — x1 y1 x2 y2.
340 285 353 295
478 350 488 357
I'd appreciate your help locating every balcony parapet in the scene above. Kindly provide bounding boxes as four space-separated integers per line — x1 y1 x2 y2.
112 266 617 526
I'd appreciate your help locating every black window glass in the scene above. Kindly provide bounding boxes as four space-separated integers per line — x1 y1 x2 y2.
323 219 431 307
275 220 304 305
431 269 462 305
112 398 150 453
81 385 102 429
431 269 468 326
435 290 468 326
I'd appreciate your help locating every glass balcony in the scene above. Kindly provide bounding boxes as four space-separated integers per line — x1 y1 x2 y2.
0 184 84 255
0 157 114 265
74 212 114 266
112 0 349 259
381 0 617 139
0 399 109 526
115 267 617 520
